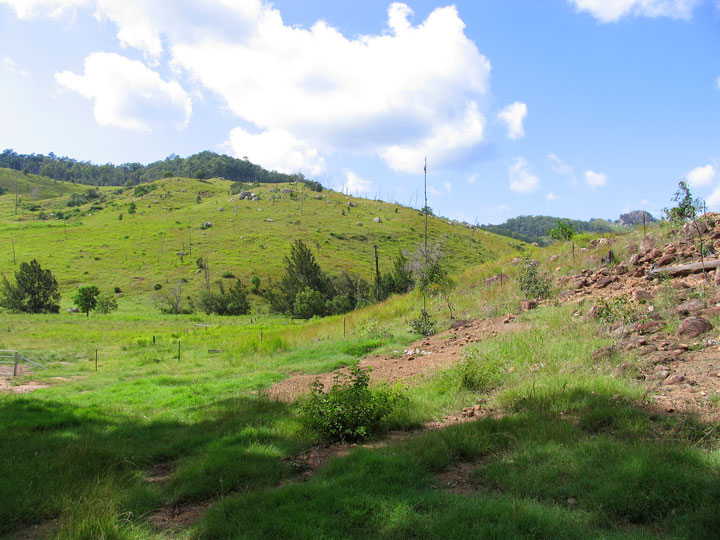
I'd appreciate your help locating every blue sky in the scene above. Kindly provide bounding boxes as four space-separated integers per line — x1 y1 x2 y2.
0 0 718 224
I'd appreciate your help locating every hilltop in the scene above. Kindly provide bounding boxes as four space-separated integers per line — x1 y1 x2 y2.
0 167 527 310
482 214 627 245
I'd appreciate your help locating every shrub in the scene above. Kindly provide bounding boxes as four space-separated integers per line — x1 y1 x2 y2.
67 192 86 207
595 295 637 325
293 287 327 319
113 286 122 293
517 259 552 300
95 293 118 314
153 283 162 290
250 276 261 294
198 279 250 316
133 184 155 197
301 366 405 443
409 308 436 336
221 271 236 279
342 339 383 357
458 348 503 391
359 320 392 340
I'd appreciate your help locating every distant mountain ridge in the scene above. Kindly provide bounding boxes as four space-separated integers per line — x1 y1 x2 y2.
0 149 322 191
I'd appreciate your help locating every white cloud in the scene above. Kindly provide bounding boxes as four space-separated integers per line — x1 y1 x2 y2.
686 164 717 188
546 192 559 201
547 153 577 185
337 170 372 195
226 127 326 176
716 76 720 90
465 174 478 184
497 101 527 139
568 0 700 22
379 101 486 173
584 169 607 189
444 180 452 193
1 55 29 76
55 52 191 131
708 185 720 209
428 185 441 197
508 157 539 194
0 0 90 19
9 1 493 175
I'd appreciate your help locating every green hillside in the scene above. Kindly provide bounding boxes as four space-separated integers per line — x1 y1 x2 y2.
0 171 527 311
482 214 624 245
0 167 86 201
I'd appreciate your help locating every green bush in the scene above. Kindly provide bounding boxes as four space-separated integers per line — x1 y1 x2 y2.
517 259 552 300
409 308 436 336
458 348 503 391
293 287 327 319
199 279 251 316
301 366 406 443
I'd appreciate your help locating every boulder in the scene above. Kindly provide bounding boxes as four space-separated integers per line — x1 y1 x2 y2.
633 289 653 303
676 316 713 338
655 254 675 267
483 273 508 287
348 201 358 207
373 217 382 223
596 276 615 288
520 300 537 311
357 222 363 226
202 222 212 229
675 299 706 316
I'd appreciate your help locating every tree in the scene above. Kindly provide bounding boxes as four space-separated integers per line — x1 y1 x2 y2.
663 181 709 274
267 240 333 315
0 259 60 313
128 201 136 215
199 279 251 315
548 219 576 258
407 241 456 319
72 285 100 317
95 292 118 314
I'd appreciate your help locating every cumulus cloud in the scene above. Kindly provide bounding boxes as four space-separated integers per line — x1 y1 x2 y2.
466 174 478 184
497 101 527 139
444 180 452 193
337 170 372 195
508 157 539 194
568 0 700 22
584 169 607 189
546 192 559 201
686 164 716 188
55 52 191 131
0 0 90 19
7 0 494 175
226 127 326 176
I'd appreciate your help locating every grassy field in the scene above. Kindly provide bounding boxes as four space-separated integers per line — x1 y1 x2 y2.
0 168 526 313
0 179 718 540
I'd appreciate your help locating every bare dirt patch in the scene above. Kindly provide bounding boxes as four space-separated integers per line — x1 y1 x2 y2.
266 316 527 402
9 518 58 540
146 502 211 532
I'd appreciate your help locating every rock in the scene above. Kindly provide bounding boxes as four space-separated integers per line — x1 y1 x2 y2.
347 201 358 207
640 235 655 252
549 254 559 262
652 369 670 381
675 299 706 316
484 273 508 287
596 276 615 288
356 222 363 226
703 306 720 317
628 254 640 266
511 258 523 265
218 207 224 212
633 289 653 303
373 217 382 223
655 254 675 267
592 345 617 363
265 218 274 222
597 238 612 246
612 362 633 377
572 278 588 289
202 222 212 229
520 300 537 311
557 290 574 301
663 374 686 385
676 316 713 338
66 307 80 313
602 250 616 264
637 320 665 335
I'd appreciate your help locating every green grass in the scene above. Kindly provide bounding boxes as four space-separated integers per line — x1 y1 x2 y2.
1 212 718 539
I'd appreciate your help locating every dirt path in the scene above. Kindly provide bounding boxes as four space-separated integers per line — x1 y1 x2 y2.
265 316 526 402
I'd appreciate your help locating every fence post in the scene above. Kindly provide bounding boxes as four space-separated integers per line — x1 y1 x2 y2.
13 351 18 377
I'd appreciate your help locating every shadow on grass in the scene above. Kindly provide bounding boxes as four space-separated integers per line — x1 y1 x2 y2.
0 394 306 538
198 387 719 540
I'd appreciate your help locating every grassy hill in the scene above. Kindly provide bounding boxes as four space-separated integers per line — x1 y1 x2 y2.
0 167 86 201
0 170 528 311
482 214 624 245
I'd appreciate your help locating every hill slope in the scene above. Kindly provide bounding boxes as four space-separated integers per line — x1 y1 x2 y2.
482 214 623 245
0 172 528 310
